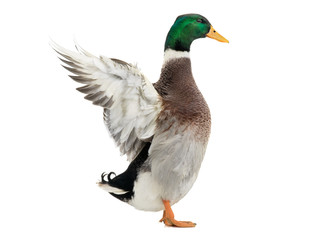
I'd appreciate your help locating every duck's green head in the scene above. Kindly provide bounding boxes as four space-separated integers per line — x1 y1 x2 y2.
164 14 229 52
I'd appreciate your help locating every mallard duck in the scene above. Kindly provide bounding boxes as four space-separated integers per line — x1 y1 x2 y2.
51 13 228 227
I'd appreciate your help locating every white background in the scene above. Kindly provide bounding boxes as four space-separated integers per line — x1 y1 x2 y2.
1 0 318 239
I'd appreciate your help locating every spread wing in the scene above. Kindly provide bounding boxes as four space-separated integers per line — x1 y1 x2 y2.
51 41 162 161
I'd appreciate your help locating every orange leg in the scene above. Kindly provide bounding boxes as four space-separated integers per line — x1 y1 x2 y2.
159 200 196 227
159 210 173 226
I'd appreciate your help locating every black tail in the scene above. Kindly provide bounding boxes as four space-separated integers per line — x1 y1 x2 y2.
98 142 151 202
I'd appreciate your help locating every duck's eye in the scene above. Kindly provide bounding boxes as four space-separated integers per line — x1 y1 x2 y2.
197 18 204 23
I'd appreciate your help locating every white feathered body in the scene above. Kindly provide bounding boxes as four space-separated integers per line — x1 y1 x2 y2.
130 123 209 211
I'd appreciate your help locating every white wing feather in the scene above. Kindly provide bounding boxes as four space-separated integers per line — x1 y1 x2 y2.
51 41 162 161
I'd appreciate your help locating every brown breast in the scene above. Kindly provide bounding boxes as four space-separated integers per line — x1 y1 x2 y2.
153 57 211 141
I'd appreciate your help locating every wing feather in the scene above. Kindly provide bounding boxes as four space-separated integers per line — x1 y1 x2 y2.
51 41 162 161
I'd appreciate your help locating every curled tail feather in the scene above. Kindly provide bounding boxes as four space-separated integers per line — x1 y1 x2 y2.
97 172 128 195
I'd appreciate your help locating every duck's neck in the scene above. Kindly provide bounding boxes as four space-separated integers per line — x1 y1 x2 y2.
154 49 195 98
162 49 190 65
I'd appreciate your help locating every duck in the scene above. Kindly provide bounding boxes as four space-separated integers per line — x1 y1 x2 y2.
51 13 228 227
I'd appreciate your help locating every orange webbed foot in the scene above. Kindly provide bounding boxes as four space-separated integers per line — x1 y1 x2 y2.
159 200 196 228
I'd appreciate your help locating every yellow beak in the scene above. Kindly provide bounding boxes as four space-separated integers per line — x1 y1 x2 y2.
206 26 229 43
